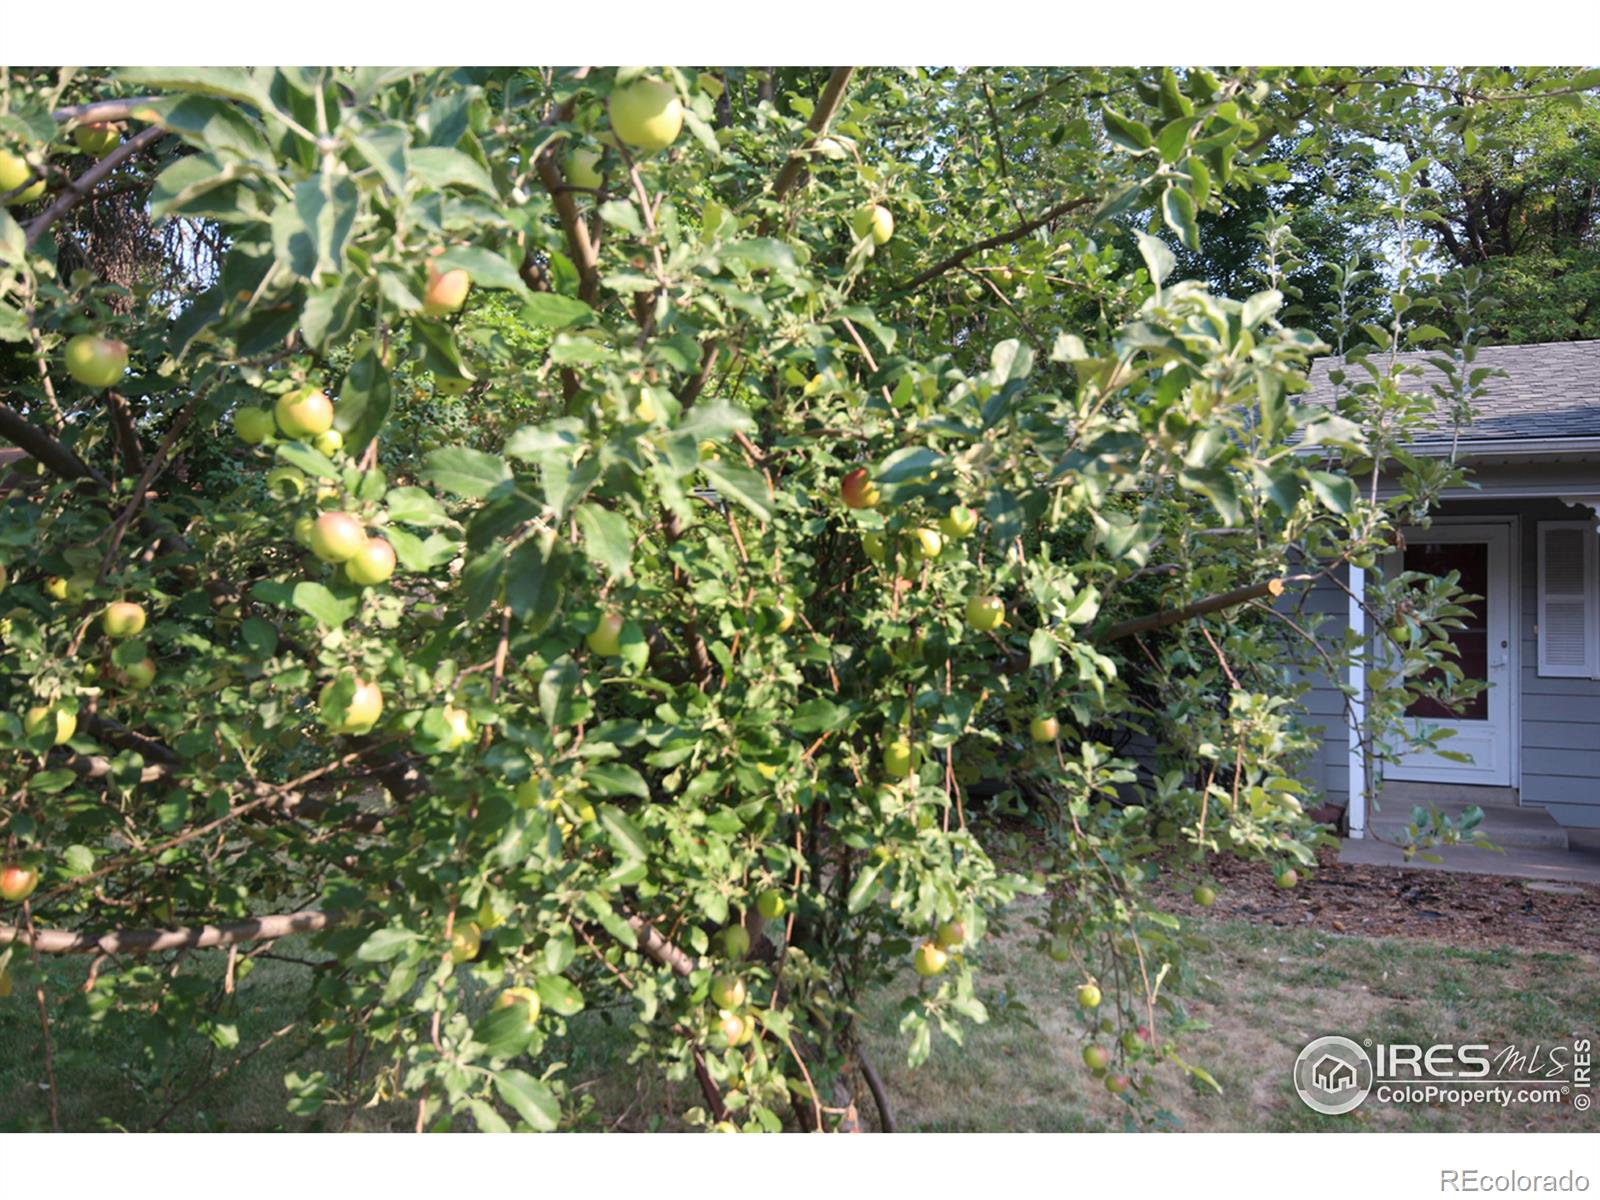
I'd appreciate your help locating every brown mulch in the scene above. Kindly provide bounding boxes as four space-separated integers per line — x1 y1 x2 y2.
1161 844 1600 957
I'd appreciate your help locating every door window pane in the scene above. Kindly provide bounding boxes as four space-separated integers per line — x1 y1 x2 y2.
1403 541 1489 721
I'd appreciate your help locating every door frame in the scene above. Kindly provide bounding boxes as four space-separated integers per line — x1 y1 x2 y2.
1379 516 1521 792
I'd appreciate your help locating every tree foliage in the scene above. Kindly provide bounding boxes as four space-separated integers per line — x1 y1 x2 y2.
0 65 1581 1131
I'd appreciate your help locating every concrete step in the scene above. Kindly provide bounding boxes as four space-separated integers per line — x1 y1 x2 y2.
1340 836 1600 885
1369 793 1570 851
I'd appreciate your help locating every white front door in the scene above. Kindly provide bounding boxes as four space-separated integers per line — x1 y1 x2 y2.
1385 524 1514 787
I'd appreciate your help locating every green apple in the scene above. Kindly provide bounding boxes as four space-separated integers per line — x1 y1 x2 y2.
1077 982 1102 1009
839 468 880 510
102 601 146 639
721 925 751 960
64 334 129 389
495 986 541 1025
851 204 894 245
1275 868 1299 890
449 920 481 963
861 532 887 562
913 941 948 977
24 705 75 745
882 737 917 778
566 146 604 189
44 576 70 601
0 863 39 902
911 527 943 560
938 505 977 539
608 77 684 151
0 149 45 204
265 467 306 499
1082 1044 1110 1072
1192 884 1217 908
308 512 366 563
275 388 334 438
346 537 396 586
710 973 746 1009
1048 934 1072 963
73 122 120 157
755 890 786 920
423 266 470 317
118 657 157 690
319 675 384 734
1030 715 1059 743
233 407 276 445
436 705 476 752
587 612 624 656
935 920 966 950
965 594 1005 632
293 515 316 548
314 429 344 456
717 1011 755 1048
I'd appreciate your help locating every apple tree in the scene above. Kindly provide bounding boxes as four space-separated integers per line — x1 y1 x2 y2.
0 66 1572 1130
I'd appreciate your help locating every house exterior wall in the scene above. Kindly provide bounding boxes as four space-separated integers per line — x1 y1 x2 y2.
1288 489 1600 831
1282 564 1351 811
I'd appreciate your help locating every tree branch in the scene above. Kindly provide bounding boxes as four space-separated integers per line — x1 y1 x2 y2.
889 195 1094 294
1 910 339 955
767 67 858 211
25 126 165 249
0 400 109 486
1096 576 1288 642
52 97 163 124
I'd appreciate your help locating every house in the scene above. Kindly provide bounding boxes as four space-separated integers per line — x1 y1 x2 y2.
1292 340 1600 847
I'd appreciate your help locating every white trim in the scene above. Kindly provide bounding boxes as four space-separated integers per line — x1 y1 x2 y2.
1299 436 1600 461
1385 521 1516 788
1535 520 1599 678
1346 564 1367 839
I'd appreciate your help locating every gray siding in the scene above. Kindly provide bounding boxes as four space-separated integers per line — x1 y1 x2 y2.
1510 498 1600 828
1282 564 1351 809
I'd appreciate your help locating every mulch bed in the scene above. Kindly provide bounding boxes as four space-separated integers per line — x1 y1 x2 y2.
1160 844 1600 956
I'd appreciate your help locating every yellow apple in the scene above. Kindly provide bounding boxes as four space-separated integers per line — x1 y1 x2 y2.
308 512 366 563
608 77 684 152
319 675 384 734
275 388 334 438
345 537 396 586
24 705 75 745
102 601 147 639
422 266 470 317
0 149 44 204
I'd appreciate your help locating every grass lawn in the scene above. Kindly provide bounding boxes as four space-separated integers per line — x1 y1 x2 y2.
2 910 1594 1132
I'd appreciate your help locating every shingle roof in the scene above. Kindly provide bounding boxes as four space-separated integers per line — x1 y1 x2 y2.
1301 339 1600 444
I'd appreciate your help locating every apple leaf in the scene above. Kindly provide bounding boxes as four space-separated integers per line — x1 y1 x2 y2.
383 486 452 528
1101 106 1153 152
597 807 648 862
385 527 458 572
846 861 883 914
875 446 942 485
719 238 798 275
507 538 568 632
432 245 530 298
535 976 585 1017
472 1005 536 1060
408 146 498 196
789 698 849 734
274 441 339 480
698 458 771 521
467 1100 511 1134
573 503 632 580
336 350 392 450
291 582 358 629
1308 470 1357 514
583 763 650 800
676 399 755 443
1161 183 1200 252
598 199 643 237
494 1070 560 1132
519 294 593 329
421 447 511 499
354 927 417 963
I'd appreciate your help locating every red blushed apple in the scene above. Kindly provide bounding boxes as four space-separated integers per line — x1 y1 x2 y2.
422 267 470 317
63 334 129 389
839 468 880 510
0 863 40 902
309 512 366 563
